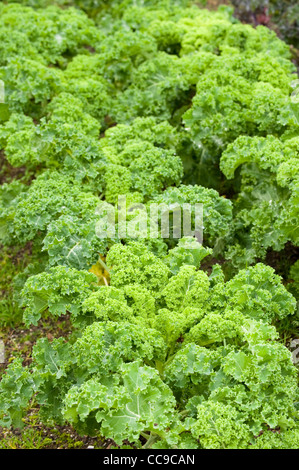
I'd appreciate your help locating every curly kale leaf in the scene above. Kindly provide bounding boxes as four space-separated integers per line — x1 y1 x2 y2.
0 358 35 429
74 321 167 373
0 58 63 116
151 185 232 249
21 266 98 326
42 214 108 271
106 241 171 292
220 135 299 264
63 361 179 445
0 171 100 244
0 3 104 66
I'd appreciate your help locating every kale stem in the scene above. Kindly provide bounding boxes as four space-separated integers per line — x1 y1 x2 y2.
143 433 158 449
98 256 110 274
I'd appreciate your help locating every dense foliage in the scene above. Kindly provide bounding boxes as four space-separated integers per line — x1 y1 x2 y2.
230 0 299 49
0 0 298 449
